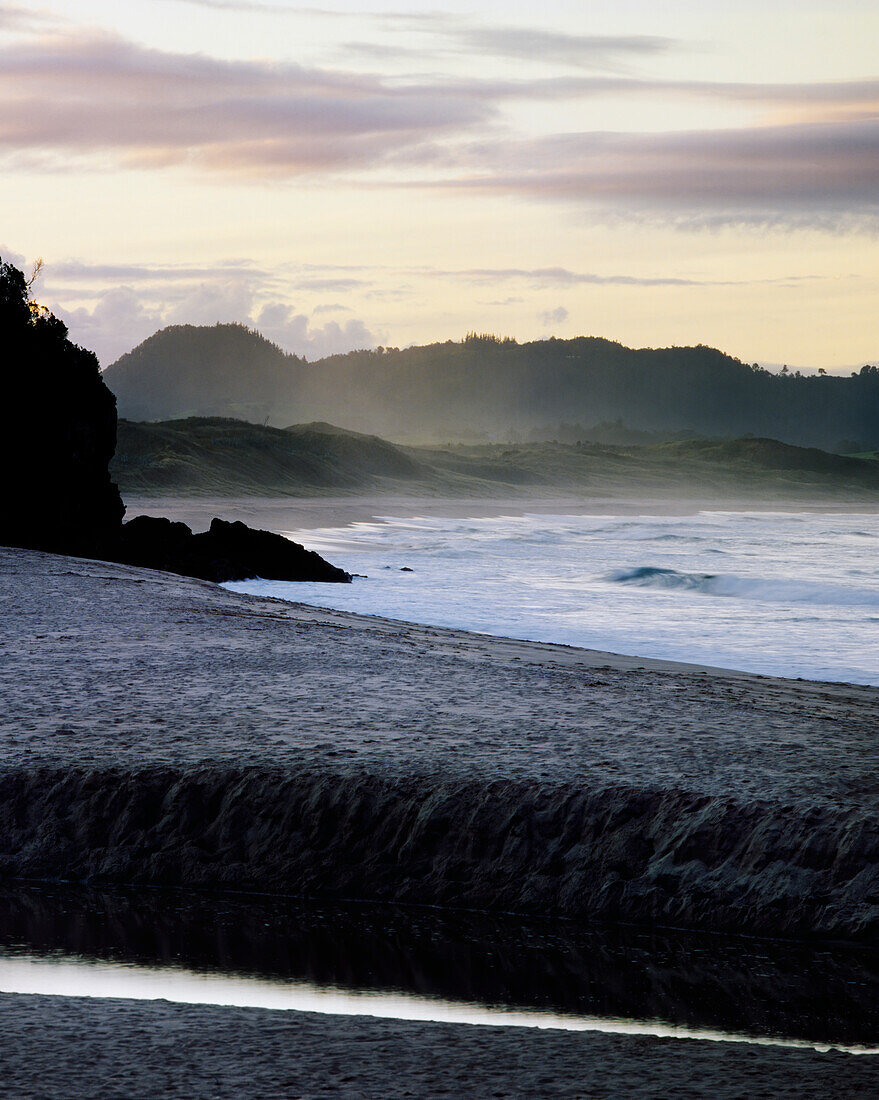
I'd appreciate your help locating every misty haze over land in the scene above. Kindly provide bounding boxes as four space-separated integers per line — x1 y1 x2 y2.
104 324 879 452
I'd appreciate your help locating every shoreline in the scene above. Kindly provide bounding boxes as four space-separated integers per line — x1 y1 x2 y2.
130 492 879 686
3 993 876 1099
237 594 876 689
121 491 879 534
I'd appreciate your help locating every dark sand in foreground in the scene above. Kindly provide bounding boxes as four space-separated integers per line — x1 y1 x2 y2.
1 994 877 1099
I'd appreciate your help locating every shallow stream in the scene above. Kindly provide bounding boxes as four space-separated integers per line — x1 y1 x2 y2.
0 885 876 1055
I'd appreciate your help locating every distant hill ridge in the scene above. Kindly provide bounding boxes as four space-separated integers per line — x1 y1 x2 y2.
103 325 879 450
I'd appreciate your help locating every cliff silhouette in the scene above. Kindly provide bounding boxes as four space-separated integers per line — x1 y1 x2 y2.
0 260 348 584
0 261 124 555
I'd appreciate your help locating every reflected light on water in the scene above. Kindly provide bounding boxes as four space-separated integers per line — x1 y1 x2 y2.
1 951 876 1056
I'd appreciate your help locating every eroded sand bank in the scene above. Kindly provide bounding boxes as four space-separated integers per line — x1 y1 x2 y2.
0 547 876 941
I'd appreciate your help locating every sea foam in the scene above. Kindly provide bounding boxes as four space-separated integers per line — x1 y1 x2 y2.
228 510 879 684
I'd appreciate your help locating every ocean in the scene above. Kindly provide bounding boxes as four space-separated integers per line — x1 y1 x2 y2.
226 510 879 686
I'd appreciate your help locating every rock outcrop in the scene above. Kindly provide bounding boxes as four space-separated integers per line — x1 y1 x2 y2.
118 516 351 582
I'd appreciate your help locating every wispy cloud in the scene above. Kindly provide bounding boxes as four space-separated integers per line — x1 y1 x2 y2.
150 0 330 13
343 17 676 72
3 22 878 229
312 302 352 314
443 26 674 71
433 118 879 226
154 0 676 74
437 266 729 288
0 29 492 175
293 276 370 291
47 259 270 283
0 2 59 32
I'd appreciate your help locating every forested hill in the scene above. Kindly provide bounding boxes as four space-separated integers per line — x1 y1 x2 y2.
103 327 879 450
105 323 302 423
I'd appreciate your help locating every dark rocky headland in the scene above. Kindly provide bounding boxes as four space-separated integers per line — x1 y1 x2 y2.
0 258 349 583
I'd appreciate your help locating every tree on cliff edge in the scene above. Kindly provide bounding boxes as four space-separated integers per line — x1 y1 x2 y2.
0 259 124 554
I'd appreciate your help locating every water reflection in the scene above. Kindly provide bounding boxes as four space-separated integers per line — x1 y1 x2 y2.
0 884 875 1049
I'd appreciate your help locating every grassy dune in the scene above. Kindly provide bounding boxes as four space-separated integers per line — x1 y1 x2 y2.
113 417 879 501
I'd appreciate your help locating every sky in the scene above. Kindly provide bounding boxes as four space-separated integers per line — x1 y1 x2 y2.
1 0 877 368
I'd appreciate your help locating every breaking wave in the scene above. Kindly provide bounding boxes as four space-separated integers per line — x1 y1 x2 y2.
231 510 879 683
607 567 879 608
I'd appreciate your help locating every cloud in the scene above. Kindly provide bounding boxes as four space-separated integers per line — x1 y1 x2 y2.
312 302 352 313
343 21 675 73
153 0 298 12
53 288 165 365
47 259 269 283
435 118 879 225
152 0 339 13
538 306 569 327
255 302 379 358
159 0 676 74
293 277 369 292
0 3 58 32
163 278 257 326
440 266 727 288
0 244 27 270
43 266 380 364
2 19 878 232
0 29 493 176
446 27 673 71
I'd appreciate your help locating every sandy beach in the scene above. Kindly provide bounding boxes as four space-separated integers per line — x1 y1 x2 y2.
0 545 876 931
0 545 877 1095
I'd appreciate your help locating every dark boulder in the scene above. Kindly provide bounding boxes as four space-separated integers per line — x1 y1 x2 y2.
116 515 194 573
118 516 351 583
